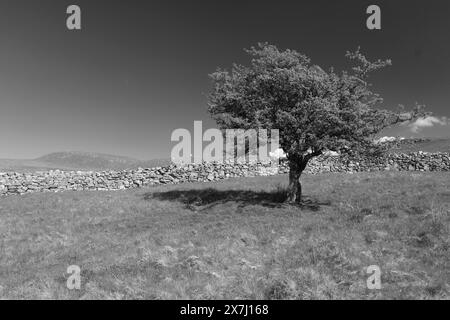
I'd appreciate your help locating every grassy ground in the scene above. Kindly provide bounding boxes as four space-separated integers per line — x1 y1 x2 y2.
0 172 448 300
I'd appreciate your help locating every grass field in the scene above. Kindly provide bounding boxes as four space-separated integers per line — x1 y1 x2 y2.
0 172 449 299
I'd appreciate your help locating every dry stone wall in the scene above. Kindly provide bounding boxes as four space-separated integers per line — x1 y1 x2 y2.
304 151 450 174
0 152 449 196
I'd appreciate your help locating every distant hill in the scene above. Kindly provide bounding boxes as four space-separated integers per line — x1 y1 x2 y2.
0 151 171 173
36 151 139 170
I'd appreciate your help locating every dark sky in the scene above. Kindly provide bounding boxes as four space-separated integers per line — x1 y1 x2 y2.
0 0 449 159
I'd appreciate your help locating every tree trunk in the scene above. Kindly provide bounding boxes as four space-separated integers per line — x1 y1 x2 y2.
286 158 305 203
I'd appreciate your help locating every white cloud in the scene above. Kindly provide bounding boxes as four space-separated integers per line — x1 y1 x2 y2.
408 116 448 133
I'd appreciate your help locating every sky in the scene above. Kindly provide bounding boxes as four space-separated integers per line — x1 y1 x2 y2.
0 0 449 159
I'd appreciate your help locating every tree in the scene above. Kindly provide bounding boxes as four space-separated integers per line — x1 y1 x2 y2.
207 43 427 203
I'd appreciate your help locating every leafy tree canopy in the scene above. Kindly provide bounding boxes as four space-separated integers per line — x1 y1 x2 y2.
208 43 426 161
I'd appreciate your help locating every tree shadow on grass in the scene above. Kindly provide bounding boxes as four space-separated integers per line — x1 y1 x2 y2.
144 188 331 212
